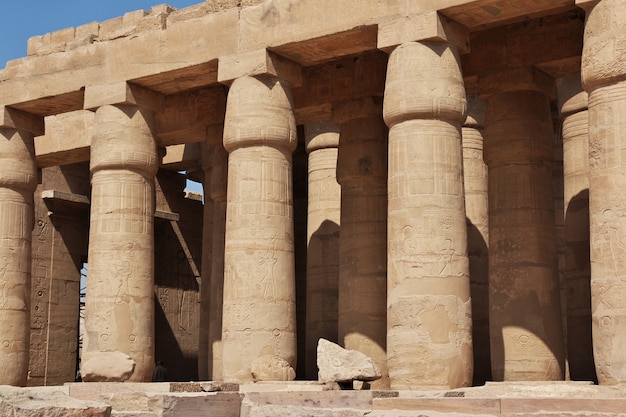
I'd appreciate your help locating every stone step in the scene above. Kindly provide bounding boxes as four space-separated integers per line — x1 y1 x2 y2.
371 397 626 416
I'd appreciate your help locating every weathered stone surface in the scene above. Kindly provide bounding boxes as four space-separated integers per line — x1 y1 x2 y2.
317 338 382 383
81 351 136 382
251 355 296 381
0 386 111 417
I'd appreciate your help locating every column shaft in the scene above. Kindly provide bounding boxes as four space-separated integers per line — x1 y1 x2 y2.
384 41 472 390
222 75 297 382
208 140 228 381
558 75 596 381
198 166 213 381
462 95 491 385
304 121 341 380
335 99 388 389
582 0 626 384
484 90 564 381
82 104 157 382
0 127 37 386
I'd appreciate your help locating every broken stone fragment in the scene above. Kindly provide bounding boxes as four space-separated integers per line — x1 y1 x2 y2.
317 338 382 383
251 355 296 381
0 387 111 417
81 351 136 382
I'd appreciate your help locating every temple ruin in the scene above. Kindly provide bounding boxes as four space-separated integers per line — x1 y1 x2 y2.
1 0 626 414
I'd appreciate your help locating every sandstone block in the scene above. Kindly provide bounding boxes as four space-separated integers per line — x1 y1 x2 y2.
81 351 136 382
251 355 296 381
0 387 111 417
317 338 382 383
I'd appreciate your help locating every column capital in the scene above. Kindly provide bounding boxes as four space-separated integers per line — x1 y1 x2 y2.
557 74 588 118
218 49 302 87
378 11 469 54
304 121 339 154
84 82 164 112
575 0 600 11
479 67 556 99
0 106 44 136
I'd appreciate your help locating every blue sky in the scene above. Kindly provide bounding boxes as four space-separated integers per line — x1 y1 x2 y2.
0 0 205 195
0 0 203 67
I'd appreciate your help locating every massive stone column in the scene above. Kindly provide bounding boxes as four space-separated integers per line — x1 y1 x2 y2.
0 123 37 386
384 41 472 390
462 95 491 385
482 69 564 381
198 145 214 381
82 103 158 382
582 0 626 385
304 121 341 381
558 75 595 382
221 75 297 382
208 130 228 381
335 98 388 389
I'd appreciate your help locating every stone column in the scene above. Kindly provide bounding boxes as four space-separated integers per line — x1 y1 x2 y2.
304 121 341 381
208 129 228 381
384 41 472 390
557 75 595 382
221 75 297 382
462 95 491 385
82 103 158 382
334 98 388 389
0 122 37 386
198 145 214 381
582 0 626 385
482 69 564 381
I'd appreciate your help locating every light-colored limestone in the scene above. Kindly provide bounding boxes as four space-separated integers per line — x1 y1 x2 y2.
207 128 229 381
384 41 472 390
0 125 37 386
462 94 491 386
335 97 389 390
316 338 382 384
83 103 158 382
558 74 595 382
304 120 341 380
0 386 111 417
482 77 565 381
221 75 297 382
582 0 626 385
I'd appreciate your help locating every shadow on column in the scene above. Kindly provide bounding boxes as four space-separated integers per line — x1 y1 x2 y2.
305 219 340 379
564 188 597 383
466 218 491 385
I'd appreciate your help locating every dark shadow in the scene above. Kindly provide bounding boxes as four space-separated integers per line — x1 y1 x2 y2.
154 294 197 381
564 188 597 383
466 218 492 385
304 219 340 380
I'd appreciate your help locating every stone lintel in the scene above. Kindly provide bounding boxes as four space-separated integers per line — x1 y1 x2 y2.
479 67 556 99
0 106 45 135
332 96 383 126
84 82 165 111
575 0 600 11
217 49 302 87
162 143 202 171
155 209 180 222
377 12 469 54
461 11 584 79
293 51 387 122
35 110 93 168
41 189 90 217
155 87 226 146
130 60 219 95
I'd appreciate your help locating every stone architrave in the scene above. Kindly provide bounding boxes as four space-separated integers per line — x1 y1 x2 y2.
221 75 298 382
462 94 491 385
208 130 228 381
0 125 37 386
557 75 595 382
384 41 473 390
82 104 158 382
582 0 626 385
482 70 565 381
334 97 389 389
304 121 341 381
